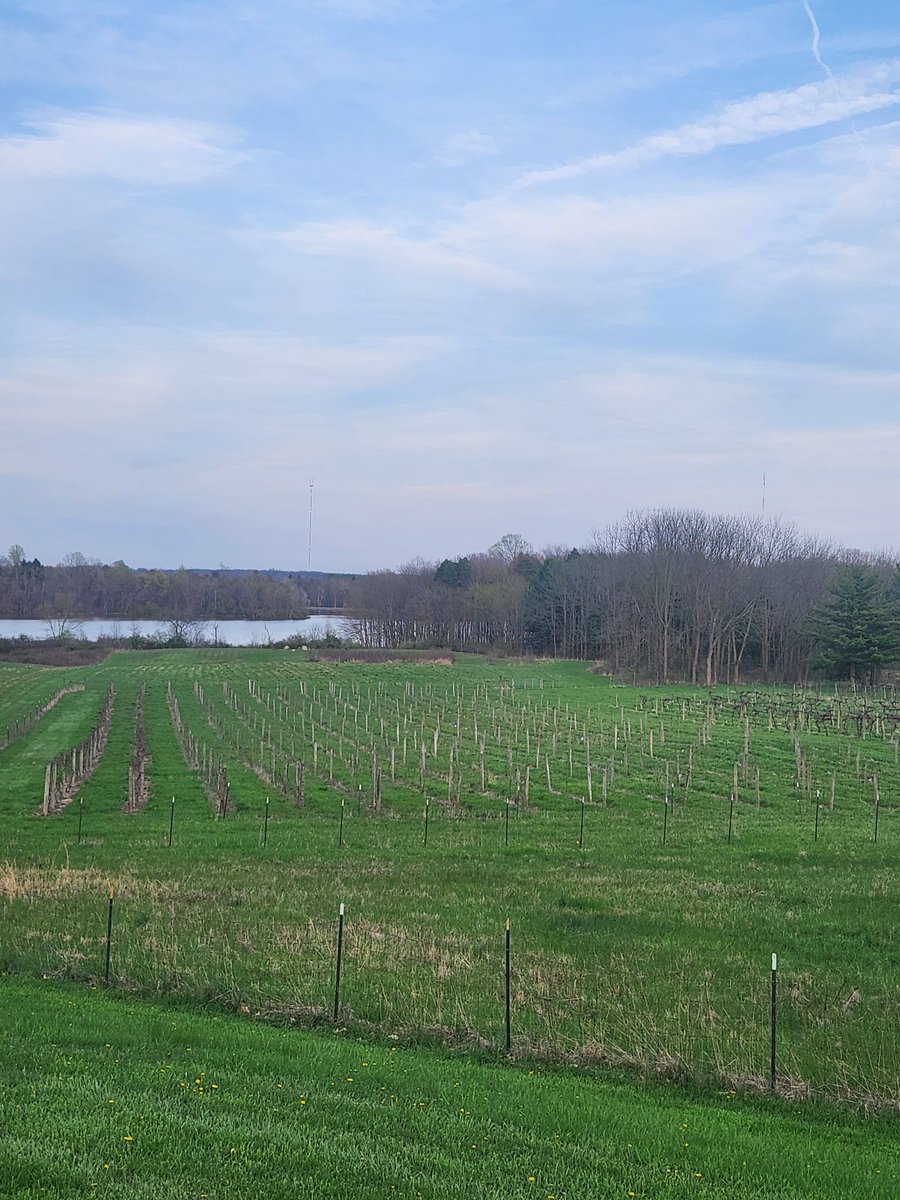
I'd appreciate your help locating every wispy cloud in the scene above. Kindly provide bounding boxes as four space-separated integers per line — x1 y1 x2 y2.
250 219 521 288
436 130 499 166
518 65 900 185
0 111 244 185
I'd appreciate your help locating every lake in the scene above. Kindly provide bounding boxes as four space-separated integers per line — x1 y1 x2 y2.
0 616 355 645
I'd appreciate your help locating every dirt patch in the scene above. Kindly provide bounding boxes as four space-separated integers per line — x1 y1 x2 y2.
0 643 114 666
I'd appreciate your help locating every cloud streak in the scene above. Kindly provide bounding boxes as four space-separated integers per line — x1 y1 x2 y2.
0 112 244 185
517 66 900 184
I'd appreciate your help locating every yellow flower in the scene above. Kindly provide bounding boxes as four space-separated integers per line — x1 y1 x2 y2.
123 1135 134 1143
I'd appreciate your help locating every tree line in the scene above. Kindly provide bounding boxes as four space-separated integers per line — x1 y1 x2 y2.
0 547 351 623
6 512 899 683
346 514 900 685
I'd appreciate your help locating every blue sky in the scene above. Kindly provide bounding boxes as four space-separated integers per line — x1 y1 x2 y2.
2 0 900 570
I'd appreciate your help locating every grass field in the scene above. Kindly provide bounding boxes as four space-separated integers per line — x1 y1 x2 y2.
0 649 898 1194
2 977 897 1200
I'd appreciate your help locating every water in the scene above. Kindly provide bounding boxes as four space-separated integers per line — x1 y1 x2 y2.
0 616 355 645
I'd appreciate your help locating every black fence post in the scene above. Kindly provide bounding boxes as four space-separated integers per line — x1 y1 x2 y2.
770 952 778 1091
333 903 345 1020
505 917 512 1053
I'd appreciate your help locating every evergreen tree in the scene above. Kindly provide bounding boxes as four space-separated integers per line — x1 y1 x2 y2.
810 566 898 683
433 558 471 588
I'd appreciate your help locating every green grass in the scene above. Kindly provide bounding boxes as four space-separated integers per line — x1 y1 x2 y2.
2 977 897 1200
1 653 899 1110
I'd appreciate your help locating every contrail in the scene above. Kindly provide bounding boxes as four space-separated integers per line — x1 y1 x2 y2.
802 0 832 81
801 0 870 166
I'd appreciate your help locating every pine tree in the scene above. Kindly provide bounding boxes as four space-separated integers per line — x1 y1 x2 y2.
810 566 898 683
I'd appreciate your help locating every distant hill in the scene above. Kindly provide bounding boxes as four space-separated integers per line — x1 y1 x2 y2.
137 568 358 580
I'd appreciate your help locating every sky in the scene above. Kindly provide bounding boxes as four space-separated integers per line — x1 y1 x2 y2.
2 0 900 571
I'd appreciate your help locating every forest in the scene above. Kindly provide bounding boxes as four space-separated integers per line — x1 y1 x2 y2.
4 509 899 684
0 549 350 623
344 512 900 685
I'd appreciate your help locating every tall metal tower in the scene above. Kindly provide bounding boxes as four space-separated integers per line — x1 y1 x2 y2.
307 479 314 570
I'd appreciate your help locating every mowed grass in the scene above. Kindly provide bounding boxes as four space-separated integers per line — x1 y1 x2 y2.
2 977 898 1200
1 652 900 1109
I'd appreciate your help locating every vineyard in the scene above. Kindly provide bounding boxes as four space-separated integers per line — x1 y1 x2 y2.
1 650 899 1110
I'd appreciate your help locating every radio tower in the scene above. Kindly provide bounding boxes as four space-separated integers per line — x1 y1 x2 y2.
307 479 314 570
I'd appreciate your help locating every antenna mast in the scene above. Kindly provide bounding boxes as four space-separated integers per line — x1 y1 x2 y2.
308 479 314 570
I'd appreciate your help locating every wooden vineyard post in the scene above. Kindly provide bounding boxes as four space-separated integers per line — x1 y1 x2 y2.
873 776 880 843
168 796 175 847
104 889 114 985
